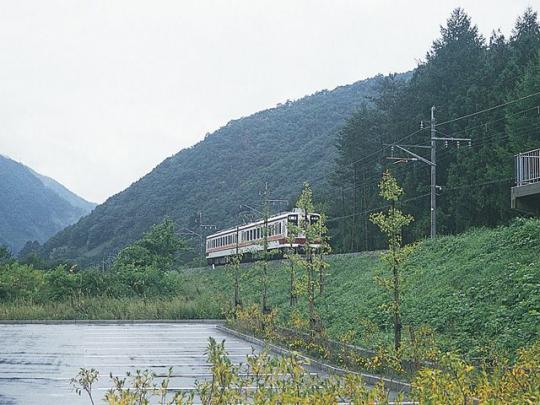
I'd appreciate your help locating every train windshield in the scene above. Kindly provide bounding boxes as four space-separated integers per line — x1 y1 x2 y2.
287 214 298 226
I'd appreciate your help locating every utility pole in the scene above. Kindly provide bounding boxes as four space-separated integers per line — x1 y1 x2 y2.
198 212 216 256
183 212 216 261
362 168 369 251
351 165 357 251
430 106 437 239
385 106 471 239
261 183 270 314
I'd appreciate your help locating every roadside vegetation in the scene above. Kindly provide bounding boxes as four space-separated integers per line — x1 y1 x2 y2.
0 219 225 320
2 213 538 359
72 336 540 404
2 174 539 403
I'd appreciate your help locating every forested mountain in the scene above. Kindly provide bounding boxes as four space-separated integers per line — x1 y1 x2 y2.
41 74 397 265
29 169 96 213
41 7 540 264
329 7 540 252
0 155 96 253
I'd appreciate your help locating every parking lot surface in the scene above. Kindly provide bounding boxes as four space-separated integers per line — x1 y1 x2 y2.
0 322 261 405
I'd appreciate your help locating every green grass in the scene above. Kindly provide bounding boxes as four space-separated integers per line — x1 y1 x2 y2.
188 218 540 357
2 218 539 358
0 295 224 320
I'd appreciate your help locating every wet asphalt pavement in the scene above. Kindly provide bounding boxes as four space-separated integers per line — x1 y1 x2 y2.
0 322 263 405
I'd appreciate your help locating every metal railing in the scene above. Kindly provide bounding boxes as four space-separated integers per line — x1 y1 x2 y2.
516 148 540 186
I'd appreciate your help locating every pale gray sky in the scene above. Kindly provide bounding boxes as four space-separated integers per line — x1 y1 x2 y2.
0 0 535 203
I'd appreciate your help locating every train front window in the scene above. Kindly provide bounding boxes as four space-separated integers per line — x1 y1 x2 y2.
288 215 298 226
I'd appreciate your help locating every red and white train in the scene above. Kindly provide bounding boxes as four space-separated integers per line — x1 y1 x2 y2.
205 209 320 265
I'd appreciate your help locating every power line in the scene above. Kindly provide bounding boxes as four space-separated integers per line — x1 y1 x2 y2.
326 192 431 223
442 177 514 192
435 91 540 127
435 104 540 139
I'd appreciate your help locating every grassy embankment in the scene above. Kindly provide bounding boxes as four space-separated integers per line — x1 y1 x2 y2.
192 218 540 357
1 218 538 357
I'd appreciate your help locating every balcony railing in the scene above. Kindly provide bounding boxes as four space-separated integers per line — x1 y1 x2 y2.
516 148 540 186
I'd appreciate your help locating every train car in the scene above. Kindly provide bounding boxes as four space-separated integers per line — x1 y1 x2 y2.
205 208 320 265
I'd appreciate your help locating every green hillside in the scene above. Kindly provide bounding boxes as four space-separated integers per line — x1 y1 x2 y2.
190 218 540 357
41 74 407 266
0 155 95 253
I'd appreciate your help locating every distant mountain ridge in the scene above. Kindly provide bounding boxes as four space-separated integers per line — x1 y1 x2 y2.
41 73 409 265
0 155 96 253
28 168 96 213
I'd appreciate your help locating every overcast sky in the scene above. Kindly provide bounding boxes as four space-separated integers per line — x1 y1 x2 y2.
0 0 535 203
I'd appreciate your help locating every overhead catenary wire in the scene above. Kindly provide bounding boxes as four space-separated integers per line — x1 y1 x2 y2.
434 104 540 139
435 90 540 127
309 93 540 238
326 192 432 223
327 101 540 190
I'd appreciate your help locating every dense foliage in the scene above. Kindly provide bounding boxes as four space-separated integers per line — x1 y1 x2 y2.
329 8 540 252
0 155 95 253
0 219 219 319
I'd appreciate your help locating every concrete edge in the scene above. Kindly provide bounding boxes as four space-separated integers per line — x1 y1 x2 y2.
0 319 226 325
217 325 412 394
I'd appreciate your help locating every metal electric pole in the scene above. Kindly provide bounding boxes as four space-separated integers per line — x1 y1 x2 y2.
430 106 437 239
385 106 471 239
198 212 216 257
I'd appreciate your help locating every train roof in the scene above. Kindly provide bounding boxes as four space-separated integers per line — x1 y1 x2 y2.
206 209 318 239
